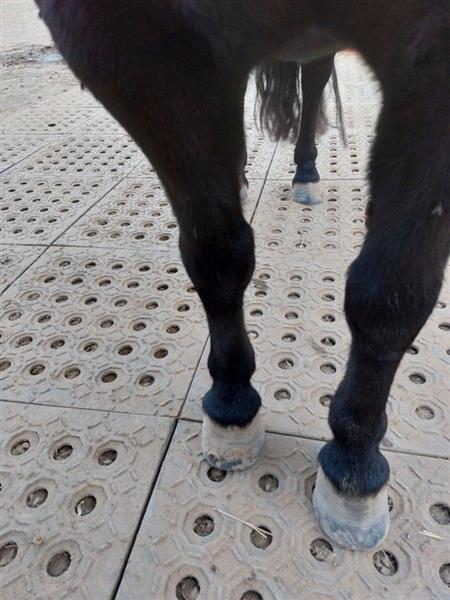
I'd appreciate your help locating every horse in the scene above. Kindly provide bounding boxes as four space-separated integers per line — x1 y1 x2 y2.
35 0 450 551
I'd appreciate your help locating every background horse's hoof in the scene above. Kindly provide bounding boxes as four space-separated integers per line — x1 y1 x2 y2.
201 412 265 471
312 466 390 551
292 182 321 205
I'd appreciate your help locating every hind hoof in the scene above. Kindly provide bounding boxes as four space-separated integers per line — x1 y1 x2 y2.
313 467 390 551
292 182 321 205
201 412 265 471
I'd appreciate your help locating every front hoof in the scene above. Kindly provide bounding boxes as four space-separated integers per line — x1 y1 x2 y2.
312 467 390 551
201 412 265 471
292 182 321 205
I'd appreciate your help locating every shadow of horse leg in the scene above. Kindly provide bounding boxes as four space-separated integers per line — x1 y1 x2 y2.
292 54 334 205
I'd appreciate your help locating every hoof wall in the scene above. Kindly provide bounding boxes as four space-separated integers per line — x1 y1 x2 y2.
292 182 321 205
201 412 265 471
313 467 390 551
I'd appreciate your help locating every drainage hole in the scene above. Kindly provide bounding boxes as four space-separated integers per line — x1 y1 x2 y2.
30 363 45 376
139 374 155 387
11 439 31 455
319 394 333 407
51 337 66 349
53 444 73 460
250 526 272 549
101 371 117 383
278 358 294 370
406 345 418 355
207 467 226 482
440 563 450 588
258 474 279 492
415 405 435 420
320 363 336 374
118 344 133 355
310 538 334 563
75 495 96 516
321 314 335 323
83 342 98 353
98 449 118 465
166 325 180 334
284 311 298 320
282 333 296 342
193 514 215 537
320 337 336 347
154 348 168 359
241 592 263 600
274 389 291 401
0 360 11 371
176 576 200 600
0 542 18 567
430 503 450 525
26 488 48 508
409 372 426 384
372 550 398 576
16 336 33 347
64 367 80 380
47 551 71 577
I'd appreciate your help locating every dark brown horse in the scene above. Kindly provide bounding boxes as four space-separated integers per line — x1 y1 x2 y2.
35 0 450 550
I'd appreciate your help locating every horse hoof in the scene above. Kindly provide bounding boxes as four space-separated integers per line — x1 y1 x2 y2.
201 412 265 471
292 182 321 205
312 466 390 551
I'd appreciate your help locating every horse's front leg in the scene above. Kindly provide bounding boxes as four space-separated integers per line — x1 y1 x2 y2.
292 54 334 205
148 83 265 471
313 77 450 549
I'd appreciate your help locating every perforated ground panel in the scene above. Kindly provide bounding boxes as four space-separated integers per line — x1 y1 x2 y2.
117 421 450 600
252 179 368 259
0 175 118 244
58 178 264 250
0 136 49 173
9 136 144 178
183 257 450 458
0 245 44 292
0 246 208 416
0 401 172 600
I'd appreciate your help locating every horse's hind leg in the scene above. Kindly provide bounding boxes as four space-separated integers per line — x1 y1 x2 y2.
292 54 334 205
313 73 450 549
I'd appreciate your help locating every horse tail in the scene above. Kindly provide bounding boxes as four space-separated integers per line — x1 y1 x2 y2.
254 59 346 143
255 61 302 142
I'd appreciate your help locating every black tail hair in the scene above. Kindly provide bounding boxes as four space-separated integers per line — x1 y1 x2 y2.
255 60 345 143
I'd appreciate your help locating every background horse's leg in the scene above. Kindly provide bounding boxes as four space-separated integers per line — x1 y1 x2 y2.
292 54 334 205
313 74 450 549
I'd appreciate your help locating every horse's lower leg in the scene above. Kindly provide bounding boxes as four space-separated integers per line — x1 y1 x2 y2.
313 82 450 549
292 54 334 204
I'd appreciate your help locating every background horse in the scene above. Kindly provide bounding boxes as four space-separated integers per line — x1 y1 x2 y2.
35 0 450 550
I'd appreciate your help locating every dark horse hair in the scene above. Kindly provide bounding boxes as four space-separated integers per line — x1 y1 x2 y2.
255 60 345 142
